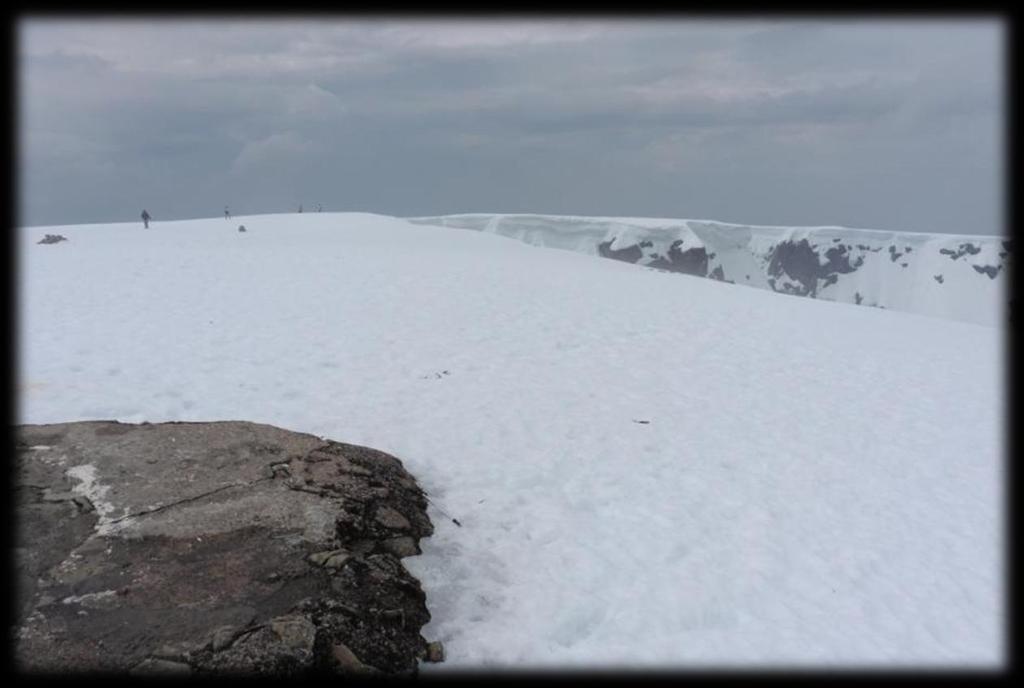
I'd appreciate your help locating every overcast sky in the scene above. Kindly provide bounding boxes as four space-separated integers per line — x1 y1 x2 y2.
18 17 1004 234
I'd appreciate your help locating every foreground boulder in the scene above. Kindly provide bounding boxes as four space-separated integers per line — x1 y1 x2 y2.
14 421 436 675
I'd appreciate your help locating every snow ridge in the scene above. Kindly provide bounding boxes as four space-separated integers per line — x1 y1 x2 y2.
408 214 1011 326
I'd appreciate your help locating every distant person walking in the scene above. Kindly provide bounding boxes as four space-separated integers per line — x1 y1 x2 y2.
298 204 303 213
224 206 231 220
141 209 151 229
317 203 322 212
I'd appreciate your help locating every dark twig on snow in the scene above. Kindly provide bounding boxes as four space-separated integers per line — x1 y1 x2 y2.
423 494 461 527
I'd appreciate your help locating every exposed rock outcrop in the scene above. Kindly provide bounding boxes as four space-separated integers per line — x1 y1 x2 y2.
14 421 436 675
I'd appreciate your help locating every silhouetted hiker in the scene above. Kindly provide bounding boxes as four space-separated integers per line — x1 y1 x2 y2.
225 206 231 220
141 209 151 229
317 203 322 212
298 204 303 213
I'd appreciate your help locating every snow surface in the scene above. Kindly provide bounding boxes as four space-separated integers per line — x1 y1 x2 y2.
19 212 1005 668
408 213 1011 327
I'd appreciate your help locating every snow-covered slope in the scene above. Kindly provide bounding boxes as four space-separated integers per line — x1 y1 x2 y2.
19 213 1004 667
408 214 1012 327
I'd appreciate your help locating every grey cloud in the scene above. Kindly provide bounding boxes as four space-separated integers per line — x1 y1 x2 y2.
22 49 113 74
17 18 1004 234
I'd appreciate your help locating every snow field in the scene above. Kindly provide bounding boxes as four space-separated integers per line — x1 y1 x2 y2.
19 213 1004 667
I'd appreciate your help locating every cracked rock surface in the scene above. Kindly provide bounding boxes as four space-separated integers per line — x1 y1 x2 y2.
14 420 435 675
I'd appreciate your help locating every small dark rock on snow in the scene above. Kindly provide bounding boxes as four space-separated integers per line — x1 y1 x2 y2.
37 234 68 244
424 641 445 663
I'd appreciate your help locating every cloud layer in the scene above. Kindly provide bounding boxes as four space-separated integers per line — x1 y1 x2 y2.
18 18 1004 234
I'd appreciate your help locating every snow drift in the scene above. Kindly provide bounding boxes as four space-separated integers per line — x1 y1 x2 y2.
408 214 1012 327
